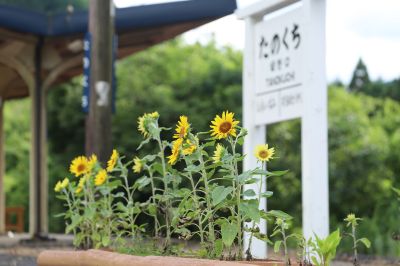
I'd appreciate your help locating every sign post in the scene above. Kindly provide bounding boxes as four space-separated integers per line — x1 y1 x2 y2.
237 0 328 258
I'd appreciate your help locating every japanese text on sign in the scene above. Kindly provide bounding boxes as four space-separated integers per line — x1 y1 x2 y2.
254 7 304 124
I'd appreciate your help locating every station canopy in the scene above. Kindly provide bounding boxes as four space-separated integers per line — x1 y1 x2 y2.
0 0 237 100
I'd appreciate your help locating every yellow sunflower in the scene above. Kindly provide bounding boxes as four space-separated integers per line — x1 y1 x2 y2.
168 138 183 165
69 156 89 177
149 111 159 119
133 157 143 173
137 115 148 137
87 154 98 172
210 111 240 139
61 178 69 189
212 144 225 163
54 181 63 192
182 139 197 155
95 169 107 186
254 144 275 162
137 112 159 138
75 177 86 194
107 149 119 172
173 115 190 139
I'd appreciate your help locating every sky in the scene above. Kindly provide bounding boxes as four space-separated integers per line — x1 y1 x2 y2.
114 0 400 84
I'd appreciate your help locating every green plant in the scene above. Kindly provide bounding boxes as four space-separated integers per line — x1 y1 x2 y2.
393 187 400 242
310 229 342 266
54 111 290 260
296 236 313 266
343 214 371 266
271 218 297 266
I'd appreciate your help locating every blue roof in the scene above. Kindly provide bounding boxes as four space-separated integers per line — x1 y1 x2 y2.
0 0 237 37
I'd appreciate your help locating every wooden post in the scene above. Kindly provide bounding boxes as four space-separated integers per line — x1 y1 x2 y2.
85 0 114 162
0 98 5 234
29 37 48 237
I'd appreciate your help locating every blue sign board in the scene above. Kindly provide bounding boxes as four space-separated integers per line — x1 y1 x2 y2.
82 32 91 113
82 33 117 113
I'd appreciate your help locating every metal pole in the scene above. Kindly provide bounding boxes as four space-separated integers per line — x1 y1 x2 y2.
86 0 115 162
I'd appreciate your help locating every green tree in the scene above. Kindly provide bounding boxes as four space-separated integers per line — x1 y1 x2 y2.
349 58 371 92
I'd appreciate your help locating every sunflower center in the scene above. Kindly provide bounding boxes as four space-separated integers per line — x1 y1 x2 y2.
219 122 232 133
179 127 186 138
77 164 86 173
258 150 269 159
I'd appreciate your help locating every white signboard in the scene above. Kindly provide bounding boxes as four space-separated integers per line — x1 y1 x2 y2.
237 0 329 260
254 7 304 125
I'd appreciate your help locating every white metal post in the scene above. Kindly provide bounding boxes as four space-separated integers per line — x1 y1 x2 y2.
242 17 267 259
301 0 329 239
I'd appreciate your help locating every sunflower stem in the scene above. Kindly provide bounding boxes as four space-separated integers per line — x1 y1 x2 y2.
199 150 216 256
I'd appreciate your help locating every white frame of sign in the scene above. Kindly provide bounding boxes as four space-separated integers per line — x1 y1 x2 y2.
236 0 329 259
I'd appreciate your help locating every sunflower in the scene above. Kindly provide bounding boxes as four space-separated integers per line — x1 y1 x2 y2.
69 156 89 177
95 169 107 186
254 144 275 162
75 177 86 194
107 149 119 172
133 157 143 173
212 144 225 163
182 139 197 155
61 178 69 189
173 115 190 139
137 112 159 138
168 138 183 165
344 213 361 227
87 154 98 172
54 181 63 192
210 111 240 139
137 115 148 137
149 111 159 119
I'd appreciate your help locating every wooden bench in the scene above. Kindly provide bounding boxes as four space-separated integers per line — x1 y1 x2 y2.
5 206 24 233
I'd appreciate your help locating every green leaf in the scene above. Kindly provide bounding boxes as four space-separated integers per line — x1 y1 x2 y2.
274 240 282 253
260 191 273 198
267 210 292 220
102 235 110 247
236 170 253 184
245 177 259 184
243 189 256 197
134 176 151 191
203 140 216 148
253 232 272 244
240 200 260 222
143 154 157 162
55 194 67 200
148 203 157 216
211 186 233 206
392 187 400 197
214 239 224 257
358 238 371 248
221 221 238 248
108 179 122 189
266 170 289 177
185 164 203 172
153 163 164 176
311 256 320 266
